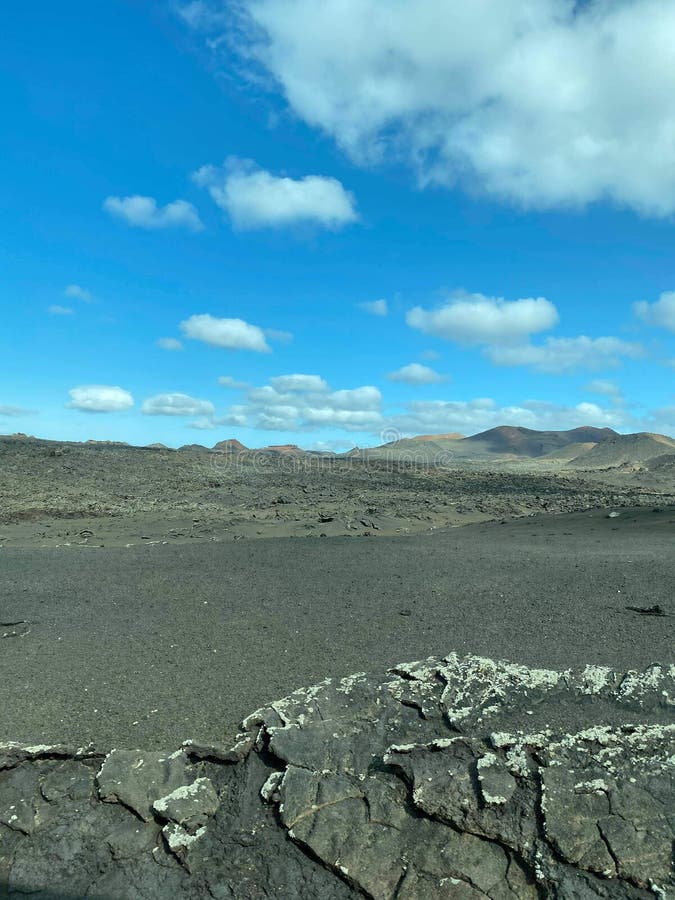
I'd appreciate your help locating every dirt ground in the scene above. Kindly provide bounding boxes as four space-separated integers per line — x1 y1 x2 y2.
1 505 673 748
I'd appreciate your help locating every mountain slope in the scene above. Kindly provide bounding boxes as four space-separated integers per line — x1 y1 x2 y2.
460 426 617 458
568 432 675 468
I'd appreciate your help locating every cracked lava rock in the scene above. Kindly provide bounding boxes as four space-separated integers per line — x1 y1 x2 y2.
0 653 672 899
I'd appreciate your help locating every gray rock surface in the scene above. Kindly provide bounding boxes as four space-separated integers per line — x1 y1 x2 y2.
0 653 672 898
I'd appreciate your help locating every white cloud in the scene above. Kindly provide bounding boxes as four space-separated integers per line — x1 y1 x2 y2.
634 291 675 332
180 314 272 352
215 0 675 217
188 417 218 430
407 293 558 345
218 375 249 389
48 305 74 316
193 158 358 230
387 363 447 385
223 378 383 432
103 195 203 231
329 386 381 410
210 372 675 438
157 337 184 351
486 336 644 374
141 393 216 416
270 374 329 392
359 299 388 317
67 385 134 413
65 284 93 302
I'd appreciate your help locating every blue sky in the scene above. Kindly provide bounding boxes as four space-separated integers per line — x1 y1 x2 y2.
2 0 674 447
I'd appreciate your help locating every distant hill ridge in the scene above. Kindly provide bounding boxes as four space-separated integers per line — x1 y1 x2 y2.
337 426 675 468
353 425 621 462
2 426 674 469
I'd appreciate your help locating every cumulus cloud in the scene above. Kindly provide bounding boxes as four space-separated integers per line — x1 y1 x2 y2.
192 158 358 230
634 291 675 332
407 293 558 345
103 195 203 231
270 374 329 392
218 375 249 389
213 374 674 438
48 305 74 316
157 337 183 351
486 336 644 374
180 314 272 352
67 385 134 413
387 363 447 385
65 284 93 302
201 0 675 216
359 299 388 317
141 393 216 416
188 417 218 430
223 378 383 432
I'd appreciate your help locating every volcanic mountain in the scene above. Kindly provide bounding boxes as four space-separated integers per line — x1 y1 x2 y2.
567 431 675 468
458 425 618 458
213 439 248 453
357 425 620 462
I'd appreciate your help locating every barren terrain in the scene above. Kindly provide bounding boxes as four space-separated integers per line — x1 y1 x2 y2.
0 434 673 750
1 435 673 548
1 434 673 897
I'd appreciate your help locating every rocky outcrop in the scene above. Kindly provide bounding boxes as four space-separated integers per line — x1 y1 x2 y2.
0 654 672 898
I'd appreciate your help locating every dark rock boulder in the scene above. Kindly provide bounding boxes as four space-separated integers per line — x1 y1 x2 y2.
0 654 672 898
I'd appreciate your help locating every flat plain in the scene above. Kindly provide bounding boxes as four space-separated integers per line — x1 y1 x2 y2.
1 434 673 749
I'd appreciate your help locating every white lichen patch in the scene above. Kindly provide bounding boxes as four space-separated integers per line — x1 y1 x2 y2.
18 745 56 755
490 731 551 750
153 778 210 813
481 790 509 805
335 673 368 695
577 665 615 694
163 822 207 853
387 743 419 754
390 658 438 681
476 752 498 770
573 779 609 794
505 748 530 778
430 738 458 750
618 666 667 700
260 771 284 803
